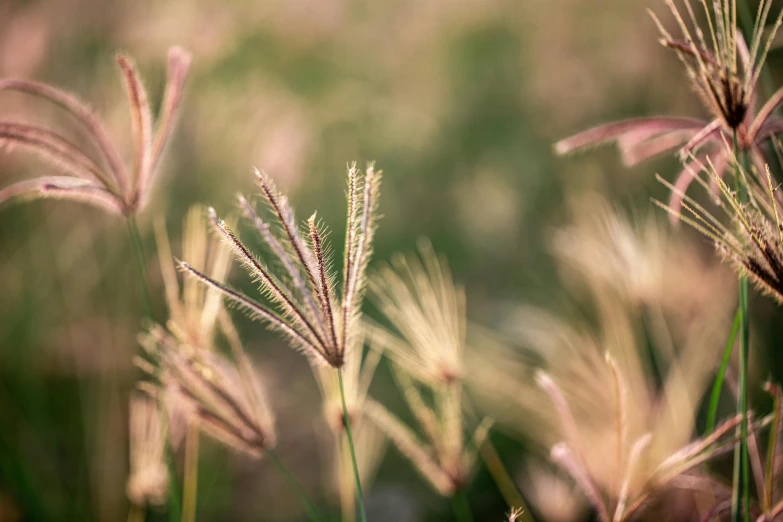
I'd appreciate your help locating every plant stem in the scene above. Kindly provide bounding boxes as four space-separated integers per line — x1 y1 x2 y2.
478 439 533 522
706 309 741 434
126 216 153 319
128 504 145 522
127 217 179 519
731 134 751 522
339 435 357 522
267 449 325 522
338 368 368 522
737 272 750 522
166 442 182 522
451 489 473 522
181 427 199 522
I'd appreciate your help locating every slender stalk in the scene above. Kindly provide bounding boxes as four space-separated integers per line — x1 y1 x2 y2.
451 489 473 522
338 368 368 522
738 254 751 522
126 216 152 319
128 504 145 522
339 436 357 522
478 439 533 522
127 217 178 520
706 309 741 434
166 442 182 522
181 427 199 522
731 133 751 522
267 448 325 522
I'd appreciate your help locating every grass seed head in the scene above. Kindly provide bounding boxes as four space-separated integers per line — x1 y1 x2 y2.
555 0 783 216
0 47 191 215
367 239 465 386
364 243 490 496
179 163 381 369
139 324 276 459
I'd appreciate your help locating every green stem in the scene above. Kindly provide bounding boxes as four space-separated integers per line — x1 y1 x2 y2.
731 134 751 522
737 274 750 522
451 489 473 522
477 439 534 522
338 368 368 522
181 427 199 522
267 449 325 522
166 442 182 522
128 504 145 522
126 216 152 319
706 309 741 434
127 217 171 518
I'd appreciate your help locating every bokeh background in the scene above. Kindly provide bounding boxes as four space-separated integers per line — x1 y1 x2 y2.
2 0 783 521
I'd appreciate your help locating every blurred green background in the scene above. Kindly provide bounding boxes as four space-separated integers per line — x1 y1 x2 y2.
1 0 782 521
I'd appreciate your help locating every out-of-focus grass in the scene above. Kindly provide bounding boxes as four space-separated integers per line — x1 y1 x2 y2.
1 0 781 521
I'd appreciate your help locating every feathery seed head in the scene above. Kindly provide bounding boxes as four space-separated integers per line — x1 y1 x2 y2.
473 198 737 521
139 325 276 459
555 1 783 217
180 164 381 369
531 329 740 522
0 47 191 215
652 0 781 131
365 242 492 495
364 242 490 495
549 194 733 334
367 239 465 385
659 157 783 305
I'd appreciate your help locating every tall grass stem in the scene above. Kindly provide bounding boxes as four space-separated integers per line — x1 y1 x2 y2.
128 504 145 522
451 490 473 522
338 368 368 522
730 134 751 522
166 442 182 522
126 216 152 319
181 427 199 522
706 310 741 434
477 439 533 522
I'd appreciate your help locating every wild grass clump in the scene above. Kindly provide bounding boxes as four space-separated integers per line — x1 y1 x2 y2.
473 197 744 521
8 1 783 522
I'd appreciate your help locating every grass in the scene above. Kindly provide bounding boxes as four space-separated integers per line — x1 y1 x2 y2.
4 1 783 521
